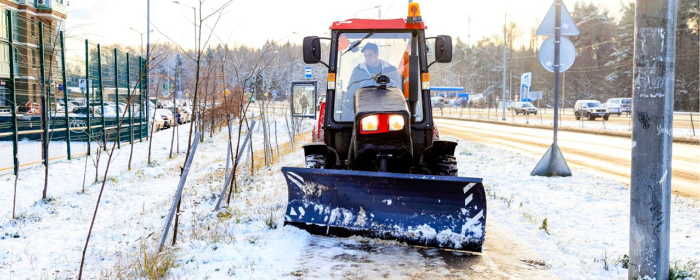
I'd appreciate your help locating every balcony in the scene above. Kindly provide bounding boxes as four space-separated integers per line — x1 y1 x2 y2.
34 0 67 15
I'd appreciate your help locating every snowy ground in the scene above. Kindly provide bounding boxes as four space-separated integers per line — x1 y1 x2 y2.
1 113 698 279
449 136 699 279
0 111 308 279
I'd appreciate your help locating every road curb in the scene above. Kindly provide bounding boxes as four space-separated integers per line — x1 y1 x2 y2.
434 116 700 146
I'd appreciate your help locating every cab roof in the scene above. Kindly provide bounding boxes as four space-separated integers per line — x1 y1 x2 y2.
330 18 426 31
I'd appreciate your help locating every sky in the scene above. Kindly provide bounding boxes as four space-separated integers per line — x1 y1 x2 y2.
64 0 626 51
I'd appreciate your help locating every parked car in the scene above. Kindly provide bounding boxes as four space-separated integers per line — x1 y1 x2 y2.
430 96 445 108
70 106 117 118
603 97 632 116
99 106 118 118
69 106 98 118
619 98 632 114
182 107 193 122
150 114 165 131
57 99 85 114
155 108 175 128
515 102 537 115
104 102 128 118
574 100 609 120
169 107 188 124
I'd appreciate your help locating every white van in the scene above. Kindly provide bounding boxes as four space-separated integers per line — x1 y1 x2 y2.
603 98 632 116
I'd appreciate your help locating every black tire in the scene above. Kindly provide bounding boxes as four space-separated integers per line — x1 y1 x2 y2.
618 113 621 117
433 155 458 176
603 115 609 121
515 110 519 115
575 112 580 120
587 112 594 121
305 154 325 169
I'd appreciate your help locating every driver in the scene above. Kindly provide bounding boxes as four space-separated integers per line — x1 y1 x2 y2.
347 43 401 93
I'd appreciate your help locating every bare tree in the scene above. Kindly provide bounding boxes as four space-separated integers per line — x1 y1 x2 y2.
78 52 152 279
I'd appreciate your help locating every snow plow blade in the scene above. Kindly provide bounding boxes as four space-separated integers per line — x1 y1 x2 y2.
282 167 487 252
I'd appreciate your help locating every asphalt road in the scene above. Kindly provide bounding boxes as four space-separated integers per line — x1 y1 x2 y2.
435 107 700 132
435 118 700 199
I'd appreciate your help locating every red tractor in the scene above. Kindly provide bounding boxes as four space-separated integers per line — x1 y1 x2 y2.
282 3 487 252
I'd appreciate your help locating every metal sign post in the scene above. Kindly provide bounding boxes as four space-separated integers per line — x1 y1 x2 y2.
531 0 576 177
629 0 677 278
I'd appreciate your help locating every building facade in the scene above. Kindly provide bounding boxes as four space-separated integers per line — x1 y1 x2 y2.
0 0 66 111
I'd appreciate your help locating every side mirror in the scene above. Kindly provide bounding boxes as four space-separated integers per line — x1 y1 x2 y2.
303 36 322 64
434 35 453 63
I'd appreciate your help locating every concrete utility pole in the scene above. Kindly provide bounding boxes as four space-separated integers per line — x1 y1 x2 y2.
629 0 677 279
502 14 507 121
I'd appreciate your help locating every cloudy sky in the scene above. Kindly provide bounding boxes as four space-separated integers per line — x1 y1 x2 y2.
64 0 625 50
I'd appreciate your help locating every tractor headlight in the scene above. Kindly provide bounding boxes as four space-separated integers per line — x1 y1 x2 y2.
388 115 404 131
360 115 379 132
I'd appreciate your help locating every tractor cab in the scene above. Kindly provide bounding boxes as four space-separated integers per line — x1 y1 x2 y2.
301 3 453 173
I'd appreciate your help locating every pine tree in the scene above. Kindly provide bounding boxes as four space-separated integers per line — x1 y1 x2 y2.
605 2 635 98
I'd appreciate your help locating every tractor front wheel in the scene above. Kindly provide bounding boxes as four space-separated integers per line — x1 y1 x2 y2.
433 155 458 176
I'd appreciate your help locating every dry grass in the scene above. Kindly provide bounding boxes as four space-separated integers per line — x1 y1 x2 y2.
100 240 176 279
249 131 311 172
134 242 177 279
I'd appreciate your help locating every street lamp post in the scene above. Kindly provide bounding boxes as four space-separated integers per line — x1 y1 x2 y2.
129 27 153 57
172 1 197 53
128 28 144 57
353 5 381 18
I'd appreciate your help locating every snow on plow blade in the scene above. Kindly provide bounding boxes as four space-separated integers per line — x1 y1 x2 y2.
281 167 487 252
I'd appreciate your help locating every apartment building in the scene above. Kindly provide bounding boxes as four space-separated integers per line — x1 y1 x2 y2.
0 0 67 111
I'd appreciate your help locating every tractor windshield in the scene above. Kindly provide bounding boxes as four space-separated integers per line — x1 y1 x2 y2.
333 32 423 122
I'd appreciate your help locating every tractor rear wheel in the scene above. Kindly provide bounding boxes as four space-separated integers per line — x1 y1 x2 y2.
305 154 325 169
433 155 458 176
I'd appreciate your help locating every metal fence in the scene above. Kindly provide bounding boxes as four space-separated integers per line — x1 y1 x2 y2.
0 11 150 175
